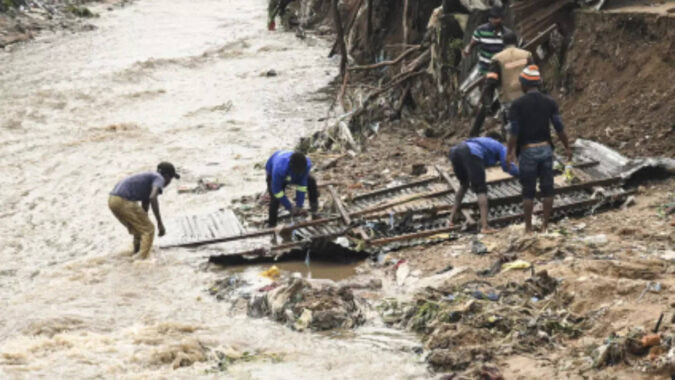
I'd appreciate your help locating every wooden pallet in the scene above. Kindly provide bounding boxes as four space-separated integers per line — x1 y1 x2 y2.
159 209 246 248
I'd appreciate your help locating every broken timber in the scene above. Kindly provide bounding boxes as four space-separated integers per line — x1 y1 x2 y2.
160 140 669 265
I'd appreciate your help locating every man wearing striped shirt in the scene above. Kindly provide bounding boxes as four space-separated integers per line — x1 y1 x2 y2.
463 6 511 74
464 6 512 137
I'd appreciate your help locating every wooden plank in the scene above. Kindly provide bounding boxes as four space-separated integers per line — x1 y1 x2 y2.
328 185 352 225
351 176 439 201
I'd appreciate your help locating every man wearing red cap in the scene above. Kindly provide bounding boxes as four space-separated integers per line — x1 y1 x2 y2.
507 66 571 233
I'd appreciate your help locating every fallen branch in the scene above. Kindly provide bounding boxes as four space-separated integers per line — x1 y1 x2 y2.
329 0 364 57
348 46 421 71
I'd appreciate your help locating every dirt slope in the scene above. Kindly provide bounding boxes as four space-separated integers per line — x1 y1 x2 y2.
558 10 675 158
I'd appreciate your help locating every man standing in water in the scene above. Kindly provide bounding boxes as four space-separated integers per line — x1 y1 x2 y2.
266 150 318 227
448 134 519 233
108 162 180 258
507 65 572 232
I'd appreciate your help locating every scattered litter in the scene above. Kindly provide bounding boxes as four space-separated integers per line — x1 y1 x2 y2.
396 260 411 286
580 234 608 247
411 163 427 176
471 239 489 255
260 265 280 280
334 237 350 248
641 334 660 348
501 260 531 272
177 178 226 194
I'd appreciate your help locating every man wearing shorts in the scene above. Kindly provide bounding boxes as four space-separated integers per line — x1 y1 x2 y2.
448 134 519 233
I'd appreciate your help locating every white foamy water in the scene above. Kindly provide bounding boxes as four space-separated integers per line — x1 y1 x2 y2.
0 0 430 378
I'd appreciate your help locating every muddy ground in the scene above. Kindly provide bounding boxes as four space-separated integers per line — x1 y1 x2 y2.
221 3 675 379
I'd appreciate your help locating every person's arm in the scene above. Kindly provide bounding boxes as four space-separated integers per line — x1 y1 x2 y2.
149 186 165 236
486 60 501 84
142 200 149 212
500 146 519 177
463 30 480 56
271 169 293 211
551 102 572 161
485 60 501 93
506 105 520 165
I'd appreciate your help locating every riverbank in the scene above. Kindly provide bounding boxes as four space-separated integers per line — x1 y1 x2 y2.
0 0 432 378
0 0 134 48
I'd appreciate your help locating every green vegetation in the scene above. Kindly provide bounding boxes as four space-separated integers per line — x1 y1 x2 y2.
1 0 25 12
66 4 97 18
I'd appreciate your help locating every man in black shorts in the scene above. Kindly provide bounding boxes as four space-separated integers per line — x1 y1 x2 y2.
507 65 572 232
448 134 519 233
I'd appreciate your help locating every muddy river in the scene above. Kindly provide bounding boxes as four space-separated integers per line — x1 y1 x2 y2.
0 0 429 378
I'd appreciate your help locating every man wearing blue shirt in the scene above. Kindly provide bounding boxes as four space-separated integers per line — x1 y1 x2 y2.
265 150 319 227
448 135 519 233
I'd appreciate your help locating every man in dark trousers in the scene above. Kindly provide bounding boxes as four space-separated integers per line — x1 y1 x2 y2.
448 134 519 233
265 150 319 227
464 6 512 137
108 162 180 259
507 65 572 233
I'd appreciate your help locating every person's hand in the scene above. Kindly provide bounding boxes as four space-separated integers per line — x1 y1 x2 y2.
158 224 166 237
565 147 573 163
462 46 470 57
267 20 276 31
507 152 517 166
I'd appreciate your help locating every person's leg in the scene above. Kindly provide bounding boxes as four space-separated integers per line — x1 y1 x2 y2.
466 155 492 232
518 149 537 233
501 103 511 141
538 147 555 231
116 198 155 259
267 175 280 227
109 195 140 253
470 83 494 137
449 146 469 225
307 175 319 213
469 106 487 137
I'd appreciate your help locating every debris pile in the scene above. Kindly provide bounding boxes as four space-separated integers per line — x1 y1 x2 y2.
379 270 587 374
246 277 367 331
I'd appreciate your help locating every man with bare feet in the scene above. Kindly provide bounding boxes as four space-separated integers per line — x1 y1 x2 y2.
108 162 179 258
448 134 519 233
506 65 571 233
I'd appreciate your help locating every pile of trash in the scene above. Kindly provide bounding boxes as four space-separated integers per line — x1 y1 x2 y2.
248 277 366 331
379 270 586 374
589 326 675 376
209 271 366 332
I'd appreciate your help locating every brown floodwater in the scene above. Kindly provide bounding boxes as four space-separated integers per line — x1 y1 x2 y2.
0 0 431 378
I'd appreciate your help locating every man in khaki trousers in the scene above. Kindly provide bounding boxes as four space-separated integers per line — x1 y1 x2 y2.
108 162 179 258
